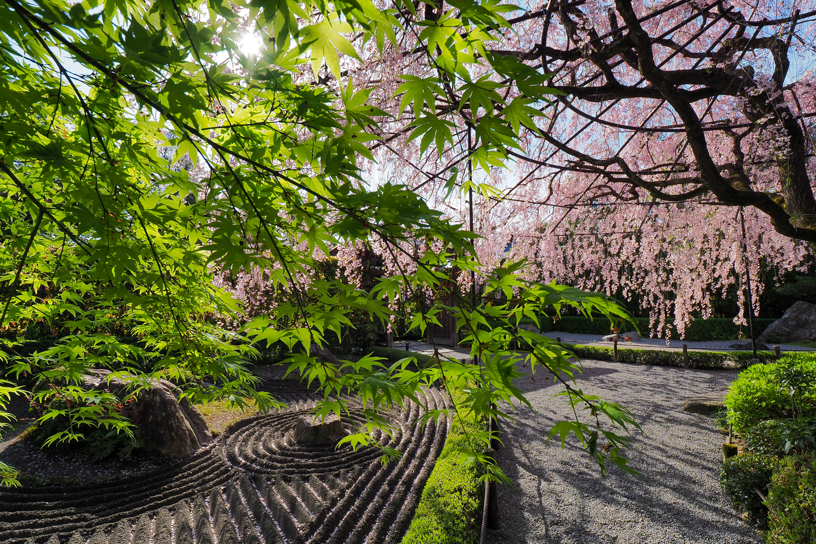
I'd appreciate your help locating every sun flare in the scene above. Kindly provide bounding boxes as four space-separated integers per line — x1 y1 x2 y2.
238 31 263 58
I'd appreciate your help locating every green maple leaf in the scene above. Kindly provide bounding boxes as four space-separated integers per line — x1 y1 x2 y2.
459 75 504 115
395 75 444 117
407 114 455 156
502 97 544 136
301 14 360 80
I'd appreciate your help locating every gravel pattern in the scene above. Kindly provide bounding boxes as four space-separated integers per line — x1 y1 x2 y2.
0 377 449 544
487 359 762 544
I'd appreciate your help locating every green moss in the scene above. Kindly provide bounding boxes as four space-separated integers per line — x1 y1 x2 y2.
789 340 816 349
401 398 484 544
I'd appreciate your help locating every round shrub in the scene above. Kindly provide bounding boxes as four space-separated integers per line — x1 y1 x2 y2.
721 452 781 527
766 455 816 544
725 355 816 435
743 420 791 458
743 417 816 458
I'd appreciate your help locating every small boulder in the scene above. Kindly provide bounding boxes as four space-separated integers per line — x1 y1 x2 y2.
293 414 347 446
84 370 212 458
518 324 540 334
682 391 730 415
760 301 816 343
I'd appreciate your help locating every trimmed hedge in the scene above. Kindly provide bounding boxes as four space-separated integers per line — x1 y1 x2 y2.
529 316 777 341
369 348 484 544
725 355 816 435
566 344 777 369
721 452 781 528
400 398 484 544
766 455 816 544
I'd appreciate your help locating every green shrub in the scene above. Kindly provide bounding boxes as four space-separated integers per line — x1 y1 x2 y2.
567 344 775 369
721 453 781 528
726 355 816 435
542 316 776 341
743 421 792 458
766 455 816 544
743 418 816 458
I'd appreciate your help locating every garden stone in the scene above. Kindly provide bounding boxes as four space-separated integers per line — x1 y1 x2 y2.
760 301 816 342
601 331 641 342
681 390 730 415
292 414 347 446
729 341 769 350
518 324 540 334
83 370 212 458
309 345 340 366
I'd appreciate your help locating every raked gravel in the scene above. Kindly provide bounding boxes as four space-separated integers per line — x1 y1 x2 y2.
487 358 762 544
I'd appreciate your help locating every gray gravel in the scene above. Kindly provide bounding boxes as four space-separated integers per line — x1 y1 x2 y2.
487 359 762 544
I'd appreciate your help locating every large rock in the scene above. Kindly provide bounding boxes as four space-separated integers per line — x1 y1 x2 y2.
84 370 212 458
760 301 816 343
292 414 347 446
682 391 729 415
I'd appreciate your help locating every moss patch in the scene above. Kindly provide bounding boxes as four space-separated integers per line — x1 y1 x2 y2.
197 399 259 436
401 399 484 544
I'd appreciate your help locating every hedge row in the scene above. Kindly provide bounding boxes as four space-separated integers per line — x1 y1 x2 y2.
519 316 777 341
367 343 784 370
566 344 778 369
765 455 816 543
400 395 484 544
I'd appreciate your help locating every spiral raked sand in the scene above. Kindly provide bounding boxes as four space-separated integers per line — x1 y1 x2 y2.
0 381 449 544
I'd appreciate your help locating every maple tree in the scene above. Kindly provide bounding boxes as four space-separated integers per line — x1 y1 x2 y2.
0 0 641 488
349 0 816 336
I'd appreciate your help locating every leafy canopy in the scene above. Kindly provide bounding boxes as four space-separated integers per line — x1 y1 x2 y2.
1 0 637 482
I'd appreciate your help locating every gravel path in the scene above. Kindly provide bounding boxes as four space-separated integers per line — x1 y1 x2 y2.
487 359 762 544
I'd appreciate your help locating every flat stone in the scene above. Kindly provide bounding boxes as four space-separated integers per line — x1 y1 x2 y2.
602 331 641 342
729 341 769 350
292 414 347 446
682 391 729 415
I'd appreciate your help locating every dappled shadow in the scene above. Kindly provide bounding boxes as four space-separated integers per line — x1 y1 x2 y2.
487 359 759 544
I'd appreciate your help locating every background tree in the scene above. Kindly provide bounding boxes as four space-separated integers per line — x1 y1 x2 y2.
357 0 816 335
